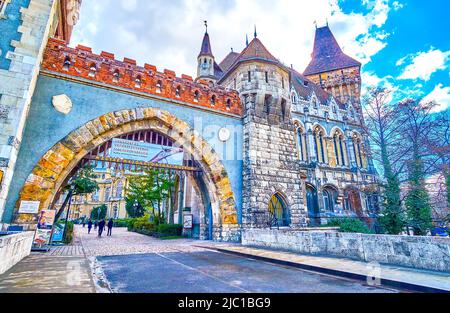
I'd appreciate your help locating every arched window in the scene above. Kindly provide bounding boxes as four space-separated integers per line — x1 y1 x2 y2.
112 70 120 83
88 63 97 77
352 133 365 168
312 98 318 109
264 94 272 115
175 86 181 98
333 130 347 166
226 99 232 110
314 126 326 163
156 80 162 93
210 95 216 106
116 181 124 199
268 193 290 227
295 125 307 162
323 187 338 213
194 90 200 102
63 56 71 71
134 75 142 88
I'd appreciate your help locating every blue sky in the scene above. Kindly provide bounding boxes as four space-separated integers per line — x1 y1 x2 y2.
71 0 450 112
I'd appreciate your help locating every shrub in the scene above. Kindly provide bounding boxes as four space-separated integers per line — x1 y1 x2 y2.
156 224 183 237
128 214 156 233
327 218 372 234
114 219 132 228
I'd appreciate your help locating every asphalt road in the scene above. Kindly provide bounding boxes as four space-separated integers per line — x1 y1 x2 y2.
98 250 399 293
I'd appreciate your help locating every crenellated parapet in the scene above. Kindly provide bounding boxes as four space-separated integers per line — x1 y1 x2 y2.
41 38 242 116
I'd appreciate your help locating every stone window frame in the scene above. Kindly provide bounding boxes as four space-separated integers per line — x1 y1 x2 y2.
0 0 11 19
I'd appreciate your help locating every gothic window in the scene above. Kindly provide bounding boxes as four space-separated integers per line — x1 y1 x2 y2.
210 95 216 106
352 134 365 168
92 190 99 202
333 130 347 166
314 126 326 164
248 71 251 82
332 105 337 114
175 86 181 98
265 71 269 83
365 193 380 214
268 193 290 227
282 78 285 89
323 187 338 213
295 125 308 162
234 78 237 89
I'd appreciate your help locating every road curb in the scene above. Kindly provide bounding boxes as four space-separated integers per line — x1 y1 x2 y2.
197 245 450 294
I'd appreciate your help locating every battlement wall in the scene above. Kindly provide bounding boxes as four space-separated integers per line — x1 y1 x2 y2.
41 38 242 116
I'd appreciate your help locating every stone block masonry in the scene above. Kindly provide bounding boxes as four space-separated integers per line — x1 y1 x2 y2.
0 0 59 223
0 231 34 274
242 228 450 272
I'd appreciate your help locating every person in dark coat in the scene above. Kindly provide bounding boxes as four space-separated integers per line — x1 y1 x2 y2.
107 219 114 237
94 221 98 230
98 219 106 237
87 220 93 234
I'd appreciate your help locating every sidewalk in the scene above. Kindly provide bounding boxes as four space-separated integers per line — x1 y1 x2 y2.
0 230 96 293
196 243 450 293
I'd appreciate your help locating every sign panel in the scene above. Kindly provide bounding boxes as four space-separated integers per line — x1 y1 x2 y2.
19 201 40 214
34 229 52 247
183 214 193 229
110 138 184 165
51 223 65 243
37 210 56 230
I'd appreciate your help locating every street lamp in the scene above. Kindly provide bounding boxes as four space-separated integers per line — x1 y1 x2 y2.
133 199 138 217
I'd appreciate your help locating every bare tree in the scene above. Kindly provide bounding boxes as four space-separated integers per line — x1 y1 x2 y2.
362 87 405 234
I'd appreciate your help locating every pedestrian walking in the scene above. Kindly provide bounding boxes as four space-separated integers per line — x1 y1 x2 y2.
107 219 114 236
98 219 106 237
94 221 98 231
87 219 93 234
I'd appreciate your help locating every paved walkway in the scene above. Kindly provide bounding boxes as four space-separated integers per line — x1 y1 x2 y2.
77 225 206 257
196 243 450 293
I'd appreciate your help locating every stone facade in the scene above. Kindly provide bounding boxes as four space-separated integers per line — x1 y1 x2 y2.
220 60 307 228
242 228 450 272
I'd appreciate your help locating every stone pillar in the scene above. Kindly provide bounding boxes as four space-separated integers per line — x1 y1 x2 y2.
0 0 60 224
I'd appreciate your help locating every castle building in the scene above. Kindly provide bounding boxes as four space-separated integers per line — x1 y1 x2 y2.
195 26 380 227
0 0 380 240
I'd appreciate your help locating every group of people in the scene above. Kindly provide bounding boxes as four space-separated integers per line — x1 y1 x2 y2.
83 219 114 237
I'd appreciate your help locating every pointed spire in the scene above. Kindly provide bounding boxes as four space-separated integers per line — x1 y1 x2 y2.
304 24 361 76
198 21 213 58
254 25 257 38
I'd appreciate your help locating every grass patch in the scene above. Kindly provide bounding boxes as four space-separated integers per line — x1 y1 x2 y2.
159 236 185 240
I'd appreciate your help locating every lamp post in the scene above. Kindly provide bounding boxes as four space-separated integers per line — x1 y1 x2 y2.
133 199 138 218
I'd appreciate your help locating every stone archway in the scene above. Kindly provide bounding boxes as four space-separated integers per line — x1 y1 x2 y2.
13 108 238 236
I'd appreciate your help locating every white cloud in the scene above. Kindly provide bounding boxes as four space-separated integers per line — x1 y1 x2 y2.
70 0 397 77
398 48 450 81
422 83 450 113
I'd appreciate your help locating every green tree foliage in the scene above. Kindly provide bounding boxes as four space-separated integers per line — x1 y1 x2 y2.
91 204 108 220
55 165 99 221
125 168 176 225
363 87 405 234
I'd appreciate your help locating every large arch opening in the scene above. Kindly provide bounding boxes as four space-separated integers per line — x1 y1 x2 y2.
13 108 239 241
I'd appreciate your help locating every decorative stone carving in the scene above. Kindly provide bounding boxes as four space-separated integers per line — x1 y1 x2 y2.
52 94 73 115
